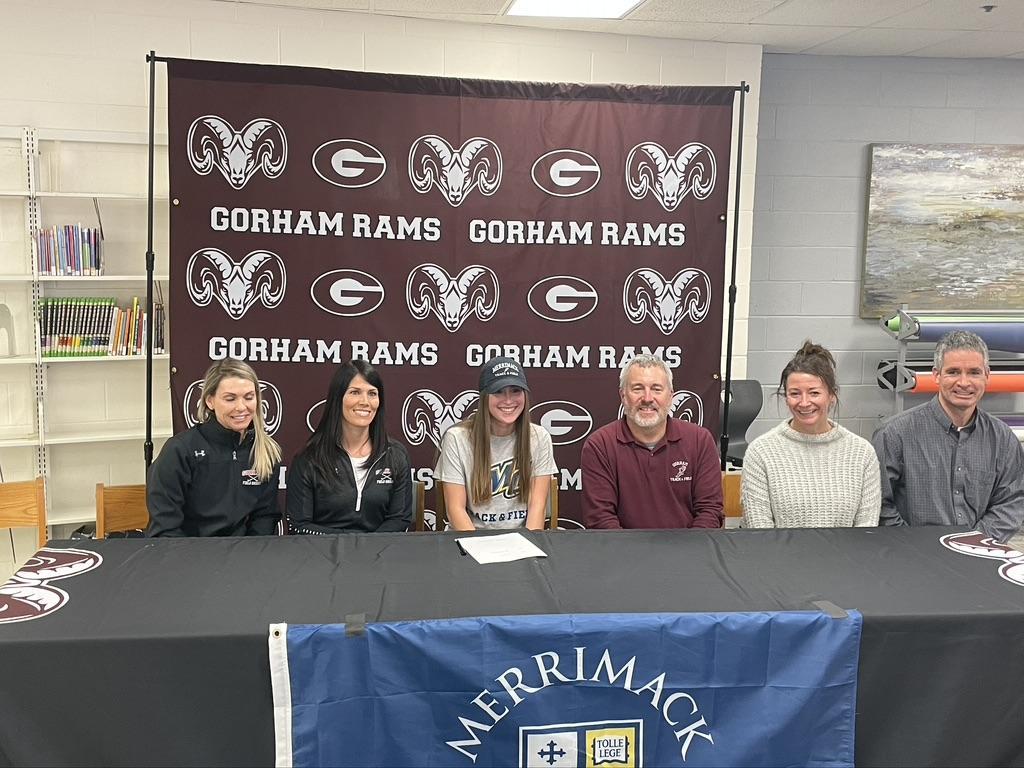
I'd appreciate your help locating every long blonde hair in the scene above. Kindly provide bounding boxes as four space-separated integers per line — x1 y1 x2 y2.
196 359 282 482
465 392 533 507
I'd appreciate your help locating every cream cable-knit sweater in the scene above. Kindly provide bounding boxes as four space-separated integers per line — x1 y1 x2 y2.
741 420 881 529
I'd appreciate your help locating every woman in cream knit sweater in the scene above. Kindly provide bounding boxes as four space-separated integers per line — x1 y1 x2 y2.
741 341 881 529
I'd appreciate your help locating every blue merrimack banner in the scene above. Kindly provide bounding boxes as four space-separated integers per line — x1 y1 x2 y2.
269 611 861 768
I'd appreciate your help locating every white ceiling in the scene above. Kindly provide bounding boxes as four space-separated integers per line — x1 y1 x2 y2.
229 0 1024 58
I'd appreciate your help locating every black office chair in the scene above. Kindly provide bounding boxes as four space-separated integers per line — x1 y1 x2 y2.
723 379 763 468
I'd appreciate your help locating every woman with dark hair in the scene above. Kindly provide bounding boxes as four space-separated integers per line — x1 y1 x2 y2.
286 360 412 534
147 359 282 537
435 356 557 530
741 341 880 529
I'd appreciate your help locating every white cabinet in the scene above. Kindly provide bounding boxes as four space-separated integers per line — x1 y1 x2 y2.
0 128 172 529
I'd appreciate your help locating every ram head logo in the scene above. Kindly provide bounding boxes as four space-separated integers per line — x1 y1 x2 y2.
187 248 286 320
401 389 480 450
941 531 1024 587
617 390 704 426
406 263 499 333
623 268 711 335
408 135 502 206
0 548 103 624
183 377 282 436
187 115 287 190
625 142 716 211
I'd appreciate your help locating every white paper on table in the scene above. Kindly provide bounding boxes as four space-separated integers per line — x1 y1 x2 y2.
454 532 548 564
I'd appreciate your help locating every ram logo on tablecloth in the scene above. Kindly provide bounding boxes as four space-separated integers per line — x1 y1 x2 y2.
0 549 102 624
941 531 1024 586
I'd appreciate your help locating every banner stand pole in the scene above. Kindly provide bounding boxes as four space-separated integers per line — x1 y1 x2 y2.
720 81 750 470
144 52 168 469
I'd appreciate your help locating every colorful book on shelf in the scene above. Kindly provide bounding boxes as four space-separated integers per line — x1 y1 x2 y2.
35 224 103 276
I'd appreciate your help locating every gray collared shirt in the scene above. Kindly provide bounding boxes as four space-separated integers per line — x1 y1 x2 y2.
872 397 1024 543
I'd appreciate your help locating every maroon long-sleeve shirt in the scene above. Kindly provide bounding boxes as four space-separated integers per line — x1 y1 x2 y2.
581 417 724 529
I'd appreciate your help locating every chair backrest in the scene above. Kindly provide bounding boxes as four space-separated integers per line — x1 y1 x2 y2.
722 472 743 521
95 483 149 538
433 477 559 530
412 480 427 532
0 476 47 549
724 379 763 466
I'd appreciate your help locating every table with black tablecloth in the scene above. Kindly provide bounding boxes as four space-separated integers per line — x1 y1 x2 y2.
1 526 1022 767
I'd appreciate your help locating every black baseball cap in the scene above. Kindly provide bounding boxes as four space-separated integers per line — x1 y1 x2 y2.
479 356 530 394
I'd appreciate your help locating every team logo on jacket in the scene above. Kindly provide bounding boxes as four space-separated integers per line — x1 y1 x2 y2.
531 149 601 197
625 141 716 212
623 268 710 335
520 721 640 768
941 531 1024 587
186 248 286 320
531 401 593 445
401 389 479 449
527 276 598 323
183 378 283 436
0 548 102 624
187 115 287 190
408 135 502 207
311 269 384 317
618 390 704 426
312 139 387 188
407 264 499 332
375 468 393 485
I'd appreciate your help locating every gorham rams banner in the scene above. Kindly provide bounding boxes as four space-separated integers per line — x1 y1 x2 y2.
167 59 736 522
268 611 861 767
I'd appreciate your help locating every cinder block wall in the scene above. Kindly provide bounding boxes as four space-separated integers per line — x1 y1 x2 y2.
749 54 1024 441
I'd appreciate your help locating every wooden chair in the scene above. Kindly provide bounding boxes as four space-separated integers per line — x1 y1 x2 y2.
412 480 427 532
722 471 743 527
0 476 47 549
433 476 559 530
95 483 149 538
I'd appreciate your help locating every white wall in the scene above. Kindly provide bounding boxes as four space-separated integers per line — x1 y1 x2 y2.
750 53 1024 441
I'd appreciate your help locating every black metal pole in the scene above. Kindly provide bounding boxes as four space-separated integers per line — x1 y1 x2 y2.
720 81 749 470
144 51 157 468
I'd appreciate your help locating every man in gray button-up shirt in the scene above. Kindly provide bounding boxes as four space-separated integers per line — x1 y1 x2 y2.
872 330 1024 543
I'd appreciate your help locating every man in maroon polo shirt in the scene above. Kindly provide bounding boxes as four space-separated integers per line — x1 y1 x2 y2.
581 354 723 529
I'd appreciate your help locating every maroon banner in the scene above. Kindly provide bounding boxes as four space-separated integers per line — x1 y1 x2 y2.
166 59 735 527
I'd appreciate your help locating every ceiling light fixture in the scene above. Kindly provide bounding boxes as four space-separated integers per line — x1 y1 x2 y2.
505 0 642 19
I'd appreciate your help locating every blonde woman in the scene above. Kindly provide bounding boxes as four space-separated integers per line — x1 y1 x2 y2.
147 359 282 537
435 356 557 530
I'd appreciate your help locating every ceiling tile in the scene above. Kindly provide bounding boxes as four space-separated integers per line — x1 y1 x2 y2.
628 0 785 24
371 0 504 11
908 29 1024 57
752 0 928 27
806 27 962 56
717 23 854 52
879 0 1015 31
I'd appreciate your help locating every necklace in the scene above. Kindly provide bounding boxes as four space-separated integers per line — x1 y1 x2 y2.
340 435 371 457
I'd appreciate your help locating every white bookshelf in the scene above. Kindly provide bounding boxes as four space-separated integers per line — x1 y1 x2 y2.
0 127 172 532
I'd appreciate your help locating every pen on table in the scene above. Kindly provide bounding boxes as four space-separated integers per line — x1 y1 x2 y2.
455 540 468 557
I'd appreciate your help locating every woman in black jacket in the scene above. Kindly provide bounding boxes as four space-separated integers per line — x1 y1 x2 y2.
147 359 282 537
286 360 412 534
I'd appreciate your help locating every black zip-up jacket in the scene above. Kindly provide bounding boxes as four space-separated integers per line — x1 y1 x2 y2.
286 439 412 534
146 420 280 537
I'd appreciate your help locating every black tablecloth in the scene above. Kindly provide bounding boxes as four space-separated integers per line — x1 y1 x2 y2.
1 526 1023 766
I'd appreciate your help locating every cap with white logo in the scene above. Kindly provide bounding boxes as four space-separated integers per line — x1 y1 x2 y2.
478 356 529 394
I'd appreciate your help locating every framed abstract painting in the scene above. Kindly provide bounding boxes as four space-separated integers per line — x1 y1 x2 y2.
861 143 1024 318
